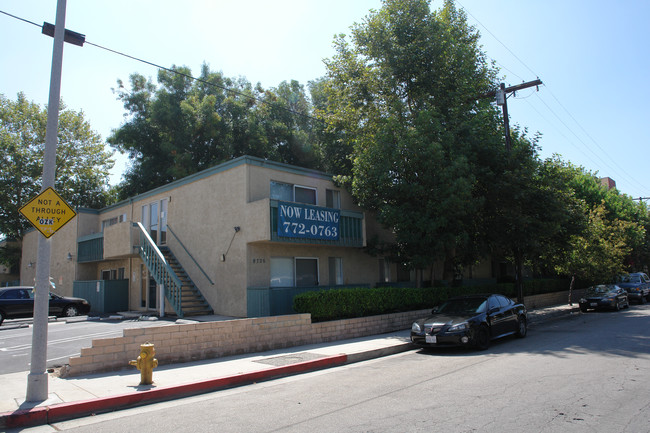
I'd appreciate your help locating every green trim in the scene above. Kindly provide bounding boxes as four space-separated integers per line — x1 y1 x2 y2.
97 156 336 215
77 232 103 243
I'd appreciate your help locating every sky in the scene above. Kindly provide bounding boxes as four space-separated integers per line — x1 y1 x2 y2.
1 0 649 200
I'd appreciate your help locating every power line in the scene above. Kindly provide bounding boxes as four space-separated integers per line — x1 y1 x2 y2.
0 9 323 125
455 2 649 196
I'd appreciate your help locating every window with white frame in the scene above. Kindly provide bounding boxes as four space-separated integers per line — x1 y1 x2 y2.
270 257 294 287
326 189 341 209
329 257 343 285
270 181 317 205
141 199 168 245
270 257 319 287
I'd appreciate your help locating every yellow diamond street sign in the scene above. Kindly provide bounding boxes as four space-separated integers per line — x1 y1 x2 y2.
19 187 76 238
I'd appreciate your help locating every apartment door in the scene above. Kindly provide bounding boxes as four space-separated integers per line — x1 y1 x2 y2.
140 264 157 310
141 198 168 246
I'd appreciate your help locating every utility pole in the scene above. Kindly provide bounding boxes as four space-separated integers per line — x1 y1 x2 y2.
481 79 543 152
476 78 542 305
26 0 84 402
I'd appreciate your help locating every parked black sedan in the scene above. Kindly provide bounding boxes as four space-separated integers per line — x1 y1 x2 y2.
616 273 650 304
579 284 629 312
410 294 527 350
0 286 90 325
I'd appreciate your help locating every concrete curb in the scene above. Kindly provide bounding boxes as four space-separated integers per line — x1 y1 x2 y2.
0 354 348 429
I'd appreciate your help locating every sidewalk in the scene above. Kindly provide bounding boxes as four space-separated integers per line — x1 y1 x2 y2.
0 304 579 429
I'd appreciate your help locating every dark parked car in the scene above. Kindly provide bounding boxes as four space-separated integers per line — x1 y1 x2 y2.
410 294 527 350
0 286 90 325
579 284 629 312
616 273 650 304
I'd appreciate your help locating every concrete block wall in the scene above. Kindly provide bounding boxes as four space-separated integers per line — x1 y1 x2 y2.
65 310 429 377
65 290 580 377
524 289 586 309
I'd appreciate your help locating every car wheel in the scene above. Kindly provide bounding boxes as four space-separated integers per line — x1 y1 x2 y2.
473 326 490 350
580 305 588 313
62 305 79 317
0 310 4 326
640 296 647 305
516 317 527 338
615 301 620 311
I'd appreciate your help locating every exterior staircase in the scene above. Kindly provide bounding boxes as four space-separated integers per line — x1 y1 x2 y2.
159 247 213 317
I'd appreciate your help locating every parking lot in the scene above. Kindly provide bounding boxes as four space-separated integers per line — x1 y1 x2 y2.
0 316 177 374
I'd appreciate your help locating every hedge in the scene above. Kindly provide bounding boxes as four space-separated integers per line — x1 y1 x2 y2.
293 279 570 322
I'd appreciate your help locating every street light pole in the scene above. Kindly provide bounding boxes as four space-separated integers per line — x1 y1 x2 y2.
26 0 67 402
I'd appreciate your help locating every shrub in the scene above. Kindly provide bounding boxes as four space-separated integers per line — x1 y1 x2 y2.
293 279 570 322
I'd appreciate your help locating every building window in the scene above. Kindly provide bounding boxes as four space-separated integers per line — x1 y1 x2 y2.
295 258 319 287
379 258 391 283
326 189 341 209
270 181 293 202
270 181 317 205
101 269 118 280
270 257 319 287
141 199 168 245
294 186 316 205
270 257 294 287
102 213 127 231
329 257 343 285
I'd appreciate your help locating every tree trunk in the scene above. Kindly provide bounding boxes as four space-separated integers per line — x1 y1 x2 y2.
568 273 575 306
515 250 524 304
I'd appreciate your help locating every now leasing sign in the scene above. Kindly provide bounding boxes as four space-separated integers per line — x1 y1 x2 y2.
278 201 340 241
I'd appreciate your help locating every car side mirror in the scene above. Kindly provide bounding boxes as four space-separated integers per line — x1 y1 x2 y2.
432 306 439 314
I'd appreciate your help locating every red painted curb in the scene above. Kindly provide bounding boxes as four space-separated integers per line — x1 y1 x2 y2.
0 353 348 429
0 406 48 429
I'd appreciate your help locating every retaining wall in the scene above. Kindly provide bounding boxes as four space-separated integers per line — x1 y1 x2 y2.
64 290 580 376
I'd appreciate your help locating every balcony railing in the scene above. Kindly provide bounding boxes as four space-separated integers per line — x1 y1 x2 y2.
269 200 364 247
77 232 103 263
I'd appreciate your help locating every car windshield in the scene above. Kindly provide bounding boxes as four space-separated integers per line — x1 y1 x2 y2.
618 275 641 284
586 285 613 295
437 297 487 315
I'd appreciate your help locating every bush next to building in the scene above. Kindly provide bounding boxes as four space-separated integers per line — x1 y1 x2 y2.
293 279 571 322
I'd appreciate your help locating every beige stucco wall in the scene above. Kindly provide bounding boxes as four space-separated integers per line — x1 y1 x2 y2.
18 158 404 318
20 217 78 297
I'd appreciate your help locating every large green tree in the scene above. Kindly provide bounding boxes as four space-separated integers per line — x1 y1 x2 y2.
540 158 648 293
109 65 322 199
316 0 501 283
0 92 115 266
482 133 583 301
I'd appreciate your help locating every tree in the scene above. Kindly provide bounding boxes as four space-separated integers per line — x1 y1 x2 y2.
316 0 501 284
483 135 584 302
0 93 115 268
540 158 648 297
109 64 322 199
555 203 642 303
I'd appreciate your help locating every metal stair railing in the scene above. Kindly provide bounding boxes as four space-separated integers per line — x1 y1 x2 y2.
134 222 184 318
159 246 213 315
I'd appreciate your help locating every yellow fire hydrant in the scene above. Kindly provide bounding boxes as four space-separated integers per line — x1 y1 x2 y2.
129 342 158 385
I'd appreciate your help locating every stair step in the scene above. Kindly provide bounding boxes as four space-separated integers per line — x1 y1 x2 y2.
156 247 214 317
